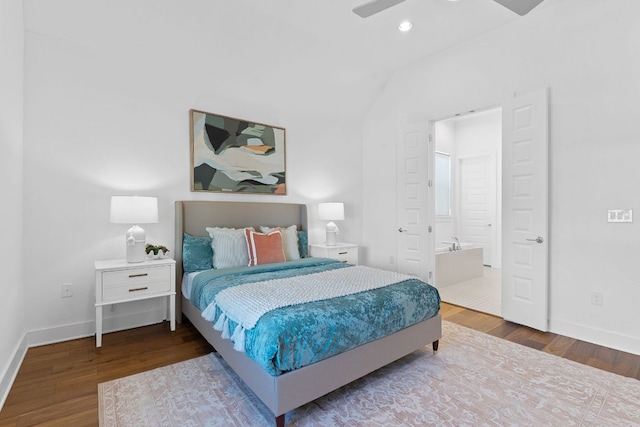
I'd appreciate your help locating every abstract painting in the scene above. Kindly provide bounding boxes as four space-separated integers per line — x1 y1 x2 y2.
190 109 286 194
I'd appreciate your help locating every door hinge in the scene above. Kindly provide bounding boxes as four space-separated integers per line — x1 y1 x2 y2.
428 179 433 187
429 134 433 142
428 271 433 279
428 226 432 233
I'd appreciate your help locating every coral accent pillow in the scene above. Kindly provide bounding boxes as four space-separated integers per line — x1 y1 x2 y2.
259 225 300 261
245 229 286 266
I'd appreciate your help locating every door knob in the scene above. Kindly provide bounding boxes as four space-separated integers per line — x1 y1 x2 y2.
398 228 407 233
526 236 544 244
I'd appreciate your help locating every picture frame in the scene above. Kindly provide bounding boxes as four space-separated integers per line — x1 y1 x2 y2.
189 109 286 194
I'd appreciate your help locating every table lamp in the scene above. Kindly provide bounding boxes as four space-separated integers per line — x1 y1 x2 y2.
110 196 159 263
318 202 344 246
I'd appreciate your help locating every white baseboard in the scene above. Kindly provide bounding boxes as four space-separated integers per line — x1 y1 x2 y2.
0 332 28 412
26 309 168 347
550 318 640 356
0 308 168 411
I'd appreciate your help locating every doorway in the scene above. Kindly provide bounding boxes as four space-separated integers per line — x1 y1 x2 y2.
433 108 502 317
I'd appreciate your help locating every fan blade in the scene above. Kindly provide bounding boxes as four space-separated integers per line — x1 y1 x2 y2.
493 0 544 16
353 0 407 18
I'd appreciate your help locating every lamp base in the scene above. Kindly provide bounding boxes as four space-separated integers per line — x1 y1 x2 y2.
325 221 339 246
126 225 146 263
326 230 338 246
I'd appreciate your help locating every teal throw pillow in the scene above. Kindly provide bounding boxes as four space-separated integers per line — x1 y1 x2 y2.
297 230 308 258
183 233 213 273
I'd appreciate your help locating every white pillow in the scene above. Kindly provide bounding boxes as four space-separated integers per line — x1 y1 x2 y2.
259 225 300 261
205 227 254 269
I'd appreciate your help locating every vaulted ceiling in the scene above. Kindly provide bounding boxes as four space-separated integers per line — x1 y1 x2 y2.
25 0 564 75
239 0 565 74
22 0 565 119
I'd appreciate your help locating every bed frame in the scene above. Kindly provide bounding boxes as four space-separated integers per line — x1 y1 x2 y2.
174 200 442 426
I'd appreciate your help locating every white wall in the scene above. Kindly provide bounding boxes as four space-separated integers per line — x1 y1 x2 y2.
0 0 26 407
455 109 501 158
20 0 379 343
363 0 640 354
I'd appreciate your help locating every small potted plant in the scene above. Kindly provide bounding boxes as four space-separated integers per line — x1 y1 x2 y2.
145 244 170 259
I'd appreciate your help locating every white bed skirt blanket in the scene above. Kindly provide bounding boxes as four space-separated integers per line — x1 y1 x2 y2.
202 266 413 352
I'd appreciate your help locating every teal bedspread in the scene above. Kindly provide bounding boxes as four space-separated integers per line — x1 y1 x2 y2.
190 258 440 376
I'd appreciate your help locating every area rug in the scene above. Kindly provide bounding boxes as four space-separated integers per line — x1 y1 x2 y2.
99 321 640 426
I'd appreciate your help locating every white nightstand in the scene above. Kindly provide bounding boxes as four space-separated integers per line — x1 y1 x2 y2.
309 242 359 265
94 258 176 347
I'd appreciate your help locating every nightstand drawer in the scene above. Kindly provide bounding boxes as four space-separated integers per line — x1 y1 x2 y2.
102 265 170 286
101 265 171 301
309 243 359 265
326 247 357 264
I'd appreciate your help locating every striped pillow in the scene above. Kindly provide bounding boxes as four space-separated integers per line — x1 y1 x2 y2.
206 227 254 269
245 229 286 266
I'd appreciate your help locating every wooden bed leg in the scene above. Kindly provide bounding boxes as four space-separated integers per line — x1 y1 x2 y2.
432 340 439 352
276 414 285 427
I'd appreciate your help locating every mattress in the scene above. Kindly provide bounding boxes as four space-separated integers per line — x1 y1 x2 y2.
182 271 201 299
188 258 441 376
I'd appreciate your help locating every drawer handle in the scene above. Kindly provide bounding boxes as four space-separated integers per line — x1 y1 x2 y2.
129 273 148 278
129 287 149 292
338 251 348 255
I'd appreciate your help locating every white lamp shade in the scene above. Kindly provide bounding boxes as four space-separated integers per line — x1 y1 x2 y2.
318 202 345 221
110 196 159 224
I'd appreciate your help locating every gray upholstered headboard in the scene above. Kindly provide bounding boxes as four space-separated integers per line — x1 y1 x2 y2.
174 200 308 320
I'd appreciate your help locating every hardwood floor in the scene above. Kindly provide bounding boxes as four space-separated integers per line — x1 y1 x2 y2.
0 320 213 427
1 304 638 426
441 303 640 379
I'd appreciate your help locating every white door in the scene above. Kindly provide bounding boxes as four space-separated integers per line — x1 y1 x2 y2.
396 122 432 281
459 154 496 266
502 88 549 331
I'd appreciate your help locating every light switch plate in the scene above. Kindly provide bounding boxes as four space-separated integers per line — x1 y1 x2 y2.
608 209 632 223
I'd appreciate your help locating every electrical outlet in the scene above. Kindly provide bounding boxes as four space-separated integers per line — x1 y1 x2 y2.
61 283 73 298
591 291 603 306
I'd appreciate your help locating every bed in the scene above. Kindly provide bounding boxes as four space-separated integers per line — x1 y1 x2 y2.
174 200 442 426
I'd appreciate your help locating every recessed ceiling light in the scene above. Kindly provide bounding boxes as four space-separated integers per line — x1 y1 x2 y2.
399 20 413 32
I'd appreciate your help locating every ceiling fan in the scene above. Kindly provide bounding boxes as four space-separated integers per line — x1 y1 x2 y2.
353 0 545 18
